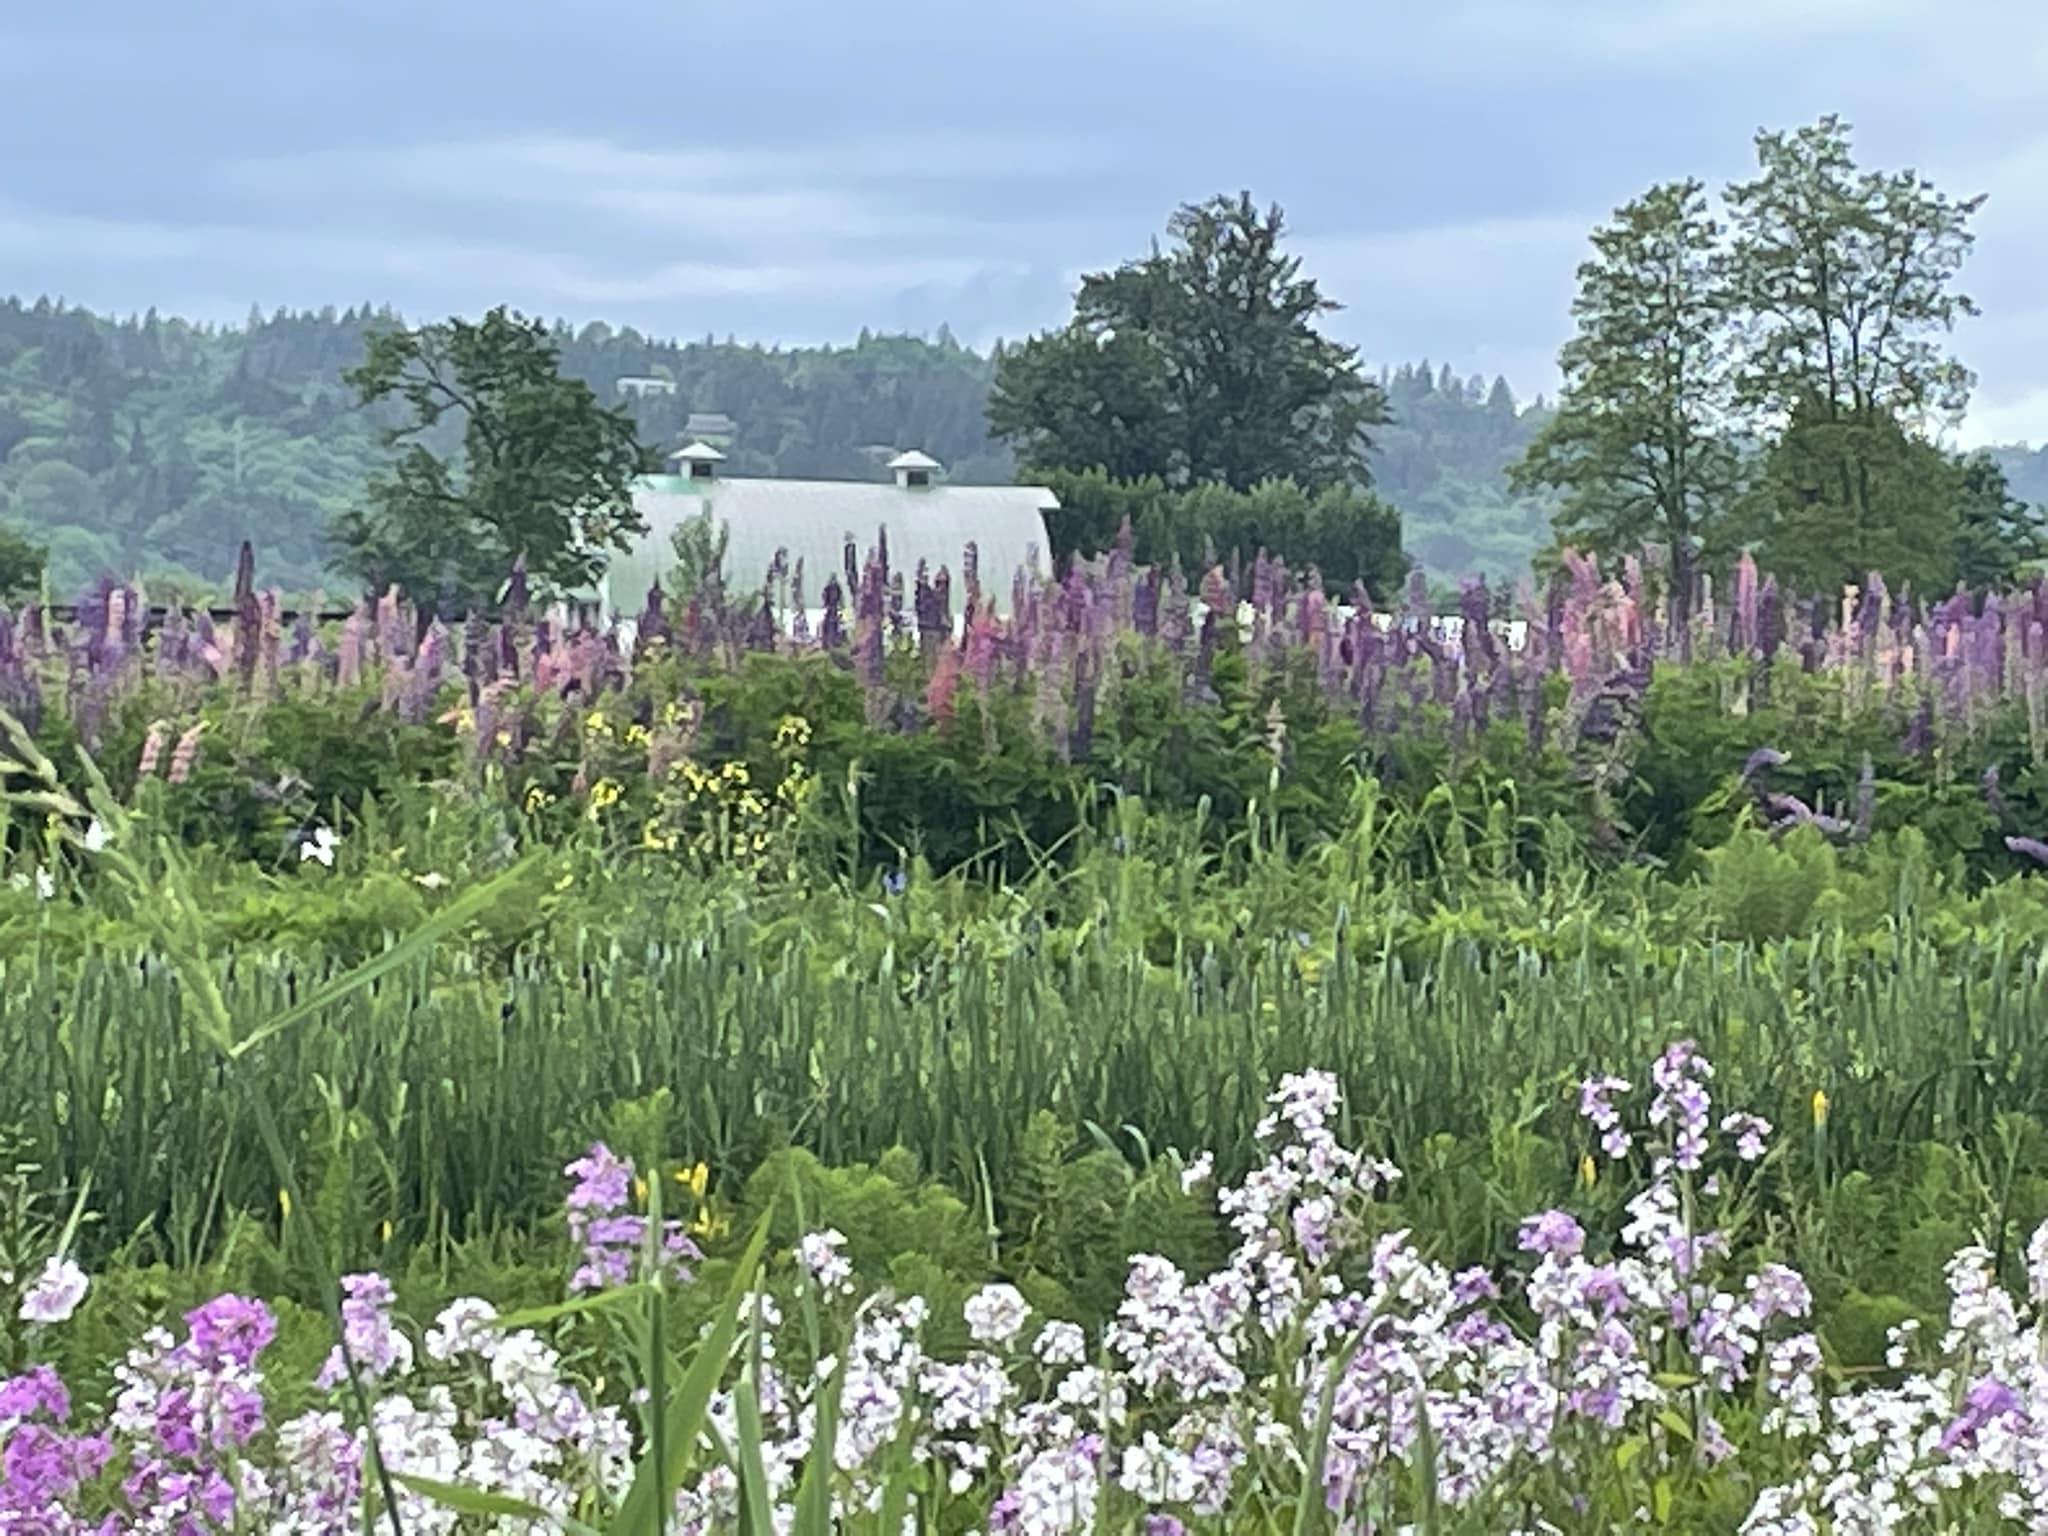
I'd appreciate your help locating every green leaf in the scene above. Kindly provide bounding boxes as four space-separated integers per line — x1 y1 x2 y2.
792 1336 845 1535
734 1306 778 1536
393 1472 598 1534
230 852 545 1058
1652 1475 1674 1525
1655 1408 1694 1444
489 1284 651 1332
606 1210 773 1536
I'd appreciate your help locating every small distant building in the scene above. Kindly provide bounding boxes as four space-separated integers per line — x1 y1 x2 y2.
616 376 677 398
595 447 1056 622
684 411 737 445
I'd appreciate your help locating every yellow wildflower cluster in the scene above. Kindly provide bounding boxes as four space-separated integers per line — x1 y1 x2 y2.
640 717 814 870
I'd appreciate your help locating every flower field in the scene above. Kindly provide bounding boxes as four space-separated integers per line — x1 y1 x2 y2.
11 544 2048 1529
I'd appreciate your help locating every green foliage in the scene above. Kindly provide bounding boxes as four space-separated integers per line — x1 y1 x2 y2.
0 303 1024 596
1036 466 1406 596
664 504 730 599
1740 396 1967 594
1513 180 1738 587
1956 451 2048 591
333 308 651 612
0 520 46 602
991 193 1388 495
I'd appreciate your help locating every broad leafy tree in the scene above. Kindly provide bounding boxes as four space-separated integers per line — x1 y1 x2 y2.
1722 117 1986 588
990 193 1388 494
1511 180 1739 602
1746 398 1963 595
333 307 650 613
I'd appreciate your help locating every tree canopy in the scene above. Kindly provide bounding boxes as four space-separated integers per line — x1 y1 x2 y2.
991 193 1407 593
332 309 651 612
990 193 1388 493
1516 114 2042 598
1511 180 1738 606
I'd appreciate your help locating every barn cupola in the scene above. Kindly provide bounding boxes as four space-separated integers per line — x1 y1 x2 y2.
888 449 941 490
670 441 726 482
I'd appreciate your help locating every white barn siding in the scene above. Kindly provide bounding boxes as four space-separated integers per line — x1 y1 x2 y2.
599 476 1057 621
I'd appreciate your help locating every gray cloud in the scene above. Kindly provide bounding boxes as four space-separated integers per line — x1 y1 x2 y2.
2 2 2045 441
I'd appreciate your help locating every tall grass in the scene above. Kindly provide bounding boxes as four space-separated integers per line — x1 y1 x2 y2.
7 862 2047 1269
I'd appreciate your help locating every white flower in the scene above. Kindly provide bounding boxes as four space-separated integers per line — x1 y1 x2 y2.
300 826 339 868
20 1254 90 1324
1180 1152 1215 1193
414 871 449 890
1033 1320 1088 1366
797 1230 854 1296
82 819 108 853
963 1283 1031 1347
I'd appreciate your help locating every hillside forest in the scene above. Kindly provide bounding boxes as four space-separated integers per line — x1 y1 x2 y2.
0 295 1563 597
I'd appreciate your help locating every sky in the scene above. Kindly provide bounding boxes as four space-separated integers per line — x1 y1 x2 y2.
3 0 2046 446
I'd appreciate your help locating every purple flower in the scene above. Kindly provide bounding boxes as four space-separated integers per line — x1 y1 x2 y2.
1941 1376 2024 1453
183 1294 277 1368
1518 1210 1586 1258
1579 1075 1633 1159
564 1144 631 1212
2008 836 2048 867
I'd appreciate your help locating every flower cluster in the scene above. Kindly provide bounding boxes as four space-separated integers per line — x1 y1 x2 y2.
20 1050 2048 1530
562 1142 701 1293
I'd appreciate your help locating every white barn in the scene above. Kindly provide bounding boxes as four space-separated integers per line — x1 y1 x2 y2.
595 446 1057 623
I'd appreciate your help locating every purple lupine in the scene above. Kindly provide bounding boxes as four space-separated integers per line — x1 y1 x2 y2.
1071 648 1098 761
2007 836 2048 866
819 576 846 651
1133 568 1160 637
1731 552 1758 657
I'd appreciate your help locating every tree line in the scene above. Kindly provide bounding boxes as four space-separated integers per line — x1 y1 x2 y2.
1513 115 2040 602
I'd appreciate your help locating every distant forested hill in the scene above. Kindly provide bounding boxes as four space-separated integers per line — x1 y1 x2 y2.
3 296 1554 595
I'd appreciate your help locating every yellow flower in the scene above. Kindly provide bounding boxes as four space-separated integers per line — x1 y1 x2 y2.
641 820 668 850
1578 1154 1598 1190
523 785 555 814
278 1188 293 1219
685 1161 709 1199
625 724 651 747
380 1219 394 1244
583 710 610 737
589 778 624 812
1812 1089 1830 1128
633 1175 649 1206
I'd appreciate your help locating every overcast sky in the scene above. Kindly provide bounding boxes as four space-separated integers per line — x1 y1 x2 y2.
3 1 2045 445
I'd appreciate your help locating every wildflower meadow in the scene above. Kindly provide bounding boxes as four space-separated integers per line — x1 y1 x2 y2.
13 541 2048 1531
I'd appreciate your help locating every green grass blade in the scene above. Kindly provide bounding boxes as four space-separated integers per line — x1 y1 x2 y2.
393 1473 600 1535
734 1304 778 1536
230 853 546 1059
607 1210 773 1536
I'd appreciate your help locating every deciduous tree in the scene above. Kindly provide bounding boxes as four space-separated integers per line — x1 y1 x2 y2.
1511 180 1739 606
333 307 650 613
